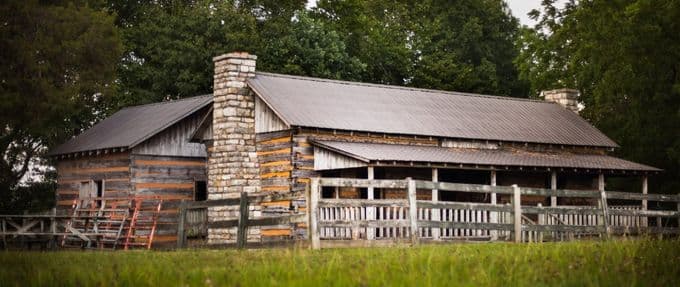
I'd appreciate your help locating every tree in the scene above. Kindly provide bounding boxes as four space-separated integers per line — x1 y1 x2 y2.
516 0 680 194
258 11 366 80
114 0 260 107
314 0 527 96
0 1 122 197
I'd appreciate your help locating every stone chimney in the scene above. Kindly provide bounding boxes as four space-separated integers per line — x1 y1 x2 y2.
208 52 259 244
542 88 579 113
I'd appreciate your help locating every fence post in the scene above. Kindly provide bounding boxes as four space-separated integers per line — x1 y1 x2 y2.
598 174 610 239
641 176 648 228
310 177 321 250
177 200 187 249
236 192 249 249
432 168 440 241
407 177 419 246
512 184 522 243
490 170 497 241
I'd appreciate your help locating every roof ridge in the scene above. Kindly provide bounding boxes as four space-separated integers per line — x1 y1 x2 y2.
120 94 212 110
255 72 547 104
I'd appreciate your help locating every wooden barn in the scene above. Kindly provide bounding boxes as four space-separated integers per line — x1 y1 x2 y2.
48 51 663 247
196 52 660 244
48 95 212 248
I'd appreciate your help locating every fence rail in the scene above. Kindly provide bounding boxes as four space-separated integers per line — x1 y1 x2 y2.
309 177 680 249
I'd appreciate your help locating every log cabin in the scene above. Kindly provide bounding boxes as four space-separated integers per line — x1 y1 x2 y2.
48 95 212 247
50 51 660 246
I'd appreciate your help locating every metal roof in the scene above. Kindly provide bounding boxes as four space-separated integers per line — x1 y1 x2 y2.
49 95 213 156
312 141 660 172
248 72 618 148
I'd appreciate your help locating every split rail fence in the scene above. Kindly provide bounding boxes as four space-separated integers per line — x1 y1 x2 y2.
309 177 680 249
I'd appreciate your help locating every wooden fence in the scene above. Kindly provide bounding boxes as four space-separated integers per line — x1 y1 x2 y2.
309 177 680 249
177 192 305 249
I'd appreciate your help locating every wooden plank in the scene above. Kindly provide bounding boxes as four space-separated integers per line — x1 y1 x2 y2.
606 191 680 202
310 178 320 249
134 160 205 167
177 200 187 249
319 220 411 228
513 185 521 243
408 178 418 245
318 199 407 208
419 221 515 231
522 205 602 215
417 181 513 194
417 201 513 212
261 229 291 236
236 192 249 249
318 178 408 189
135 183 194 189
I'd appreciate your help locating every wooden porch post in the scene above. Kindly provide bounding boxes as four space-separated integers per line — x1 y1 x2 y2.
367 166 375 240
550 171 557 207
642 175 648 228
432 168 440 240
310 178 320 249
512 184 522 243
598 173 610 238
490 170 498 241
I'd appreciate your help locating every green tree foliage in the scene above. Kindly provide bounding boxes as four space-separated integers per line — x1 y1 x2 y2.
516 0 680 194
258 11 366 80
114 0 260 107
0 1 122 197
410 0 526 97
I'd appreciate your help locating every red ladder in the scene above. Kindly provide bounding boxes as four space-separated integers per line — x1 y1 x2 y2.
123 198 162 250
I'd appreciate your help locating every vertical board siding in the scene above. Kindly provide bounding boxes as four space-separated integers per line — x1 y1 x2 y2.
255 97 289 133
313 147 367 170
132 108 209 158
55 152 132 207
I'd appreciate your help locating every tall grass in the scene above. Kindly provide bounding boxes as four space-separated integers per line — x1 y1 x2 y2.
1 239 678 286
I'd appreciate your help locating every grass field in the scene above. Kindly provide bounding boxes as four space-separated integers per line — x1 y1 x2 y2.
1 239 679 286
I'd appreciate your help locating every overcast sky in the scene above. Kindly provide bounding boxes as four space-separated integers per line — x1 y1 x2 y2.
306 1 566 27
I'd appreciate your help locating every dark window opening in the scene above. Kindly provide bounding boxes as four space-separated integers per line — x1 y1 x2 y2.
195 181 207 201
94 180 104 207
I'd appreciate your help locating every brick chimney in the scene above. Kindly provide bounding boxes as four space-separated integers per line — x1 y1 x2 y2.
542 88 579 113
208 52 259 244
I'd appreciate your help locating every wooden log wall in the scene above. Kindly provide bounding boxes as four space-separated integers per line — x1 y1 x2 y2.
255 130 306 240
55 152 131 208
130 154 207 247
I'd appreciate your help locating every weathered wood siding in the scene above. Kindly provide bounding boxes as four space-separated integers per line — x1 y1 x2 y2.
132 108 209 157
130 154 207 247
255 97 288 133
55 152 132 208
313 147 367 170
256 130 293 194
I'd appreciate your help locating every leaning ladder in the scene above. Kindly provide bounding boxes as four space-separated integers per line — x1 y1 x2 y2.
123 198 163 250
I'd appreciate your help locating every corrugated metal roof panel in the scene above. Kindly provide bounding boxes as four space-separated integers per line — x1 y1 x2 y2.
248 72 618 147
49 95 213 156
312 141 660 171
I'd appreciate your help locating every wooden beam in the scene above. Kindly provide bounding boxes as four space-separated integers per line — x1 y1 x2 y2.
407 178 418 245
642 175 648 228
310 178 320 250
513 184 521 243
367 166 375 240
551 171 557 207
490 170 497 241
432 168 440 240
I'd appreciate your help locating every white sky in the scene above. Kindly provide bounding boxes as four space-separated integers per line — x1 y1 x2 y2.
306 0 567 27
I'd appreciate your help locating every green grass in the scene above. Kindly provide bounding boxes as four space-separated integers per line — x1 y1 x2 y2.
1 239 679 286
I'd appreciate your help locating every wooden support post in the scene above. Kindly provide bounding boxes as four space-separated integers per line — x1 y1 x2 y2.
407 177 419 246
598 174 610 239
490 170 498 241
50 208 57 250
310 178 321 250
1 218 6 250
641 176 648 228
537 203 544 242
432 168 440 240
236 192 249 249
551 171 557 207
177 200 187 249
512 185 522 243
367 166 375 240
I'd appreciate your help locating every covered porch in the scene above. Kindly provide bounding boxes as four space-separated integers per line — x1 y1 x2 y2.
309 141 665 242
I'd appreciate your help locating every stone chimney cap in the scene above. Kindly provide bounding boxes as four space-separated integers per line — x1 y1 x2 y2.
213 52 257 62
